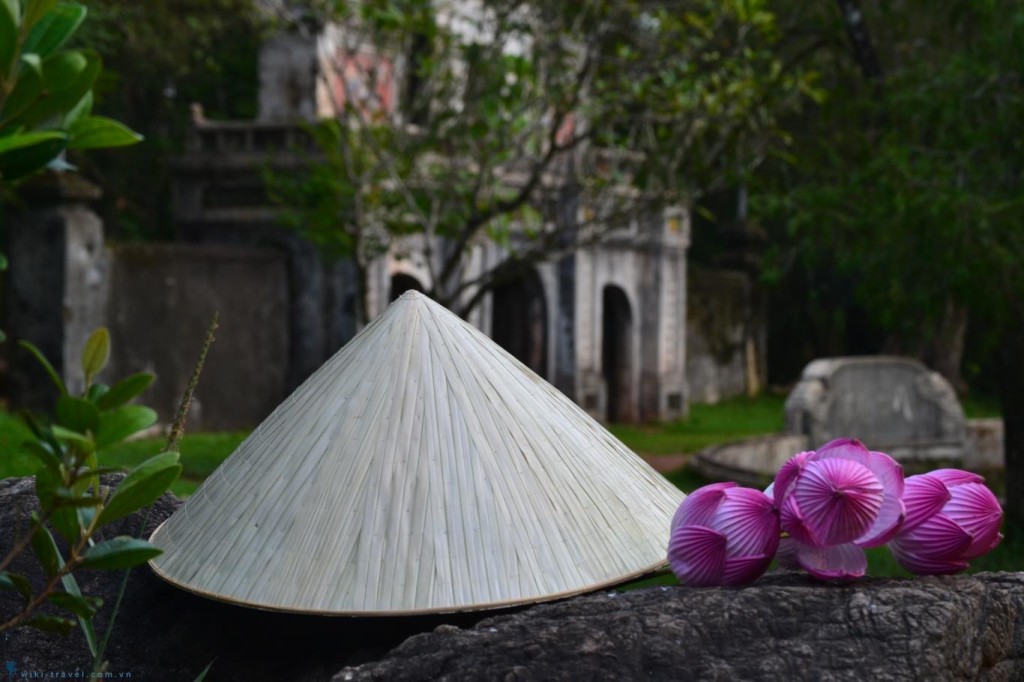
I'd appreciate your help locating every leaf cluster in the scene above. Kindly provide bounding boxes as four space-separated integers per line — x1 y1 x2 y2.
753 0 1024 344
0 0 141 185
0 328 180 663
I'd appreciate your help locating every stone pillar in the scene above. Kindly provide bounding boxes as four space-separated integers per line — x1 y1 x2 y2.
258 31 320 122
553 188 578 400
5 174 107 409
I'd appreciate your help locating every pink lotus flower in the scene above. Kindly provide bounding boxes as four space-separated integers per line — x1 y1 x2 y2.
667 482 780 587
770 439 905 581
889 469 1003 575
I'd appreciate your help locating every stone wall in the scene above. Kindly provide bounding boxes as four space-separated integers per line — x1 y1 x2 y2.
106 243 290 431
686 267 765 404
4 181 291 431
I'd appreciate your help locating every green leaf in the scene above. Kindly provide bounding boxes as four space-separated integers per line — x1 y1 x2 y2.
35 460 62 508
48 590 101 618
0 54 44 121
97 452 181 526
76 504 95 535
96 372 153 410
30 520 61 579
57 395 100 433
51 424 94 452
0 129 65 155
0 252 8 270
23 0 60 32
78 536 162 570
0 131 68 182
62 89 91 127
68 116 143 150
86 381 109 403
21 2 87 58
193 660 215 682
26 614 77 635
75 465 122 477
53 489 103 507
12 48 99 129
18 339 68 395
94 405 157 448
47 536 99 655
80 327 110 386
41 49 87 91
0 571 34 601
51 505 81 543
22 439 62 479
0 1 21 88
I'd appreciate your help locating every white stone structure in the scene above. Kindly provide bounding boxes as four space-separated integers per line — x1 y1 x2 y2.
186 8 694 423
361 207 690 423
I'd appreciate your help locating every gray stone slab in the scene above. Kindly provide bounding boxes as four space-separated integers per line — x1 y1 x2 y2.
785 356 966 460
691 433 810 487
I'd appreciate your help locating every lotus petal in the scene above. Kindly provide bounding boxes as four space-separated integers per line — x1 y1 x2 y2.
722 555 775 586
780 495 820 547
795 542 867 581
891 513 972 567
793 458 882 546
772 450 813 508
855 450 905 547
901 474 951 532
814 438 873 469
668 525 728 587
927 469 984 487
672 482 735 532
716 488 780 557
944 482 1003 559
889 544 969 576
775 537 800 570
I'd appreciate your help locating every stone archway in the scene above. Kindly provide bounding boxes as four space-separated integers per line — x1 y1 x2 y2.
603 285 634 423
390 273 425 302
491 269 548 378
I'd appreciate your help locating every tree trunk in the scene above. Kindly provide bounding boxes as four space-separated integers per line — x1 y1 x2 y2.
834 0 883 80
928 301 968 394
999 319 1024 527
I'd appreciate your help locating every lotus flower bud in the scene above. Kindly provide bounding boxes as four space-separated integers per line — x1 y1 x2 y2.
889 469 1003 575
667 482 779 587
771 439 905 581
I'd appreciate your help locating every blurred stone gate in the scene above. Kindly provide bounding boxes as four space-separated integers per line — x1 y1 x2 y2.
0 28 766 430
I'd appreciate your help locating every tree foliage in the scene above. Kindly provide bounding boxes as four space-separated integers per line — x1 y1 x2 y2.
0 0 141 188
753 0 1024 522
70 0 269 239
756 0 1024 357
272 0 817 323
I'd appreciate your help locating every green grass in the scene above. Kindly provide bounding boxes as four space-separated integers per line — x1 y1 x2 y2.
0 411 38 477
0 410 247 498
609 394 786 456
99 432 249 497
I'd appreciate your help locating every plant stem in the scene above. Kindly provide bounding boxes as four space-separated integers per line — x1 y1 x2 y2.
91 312 218 672
166 312 218 453
0 531 91 633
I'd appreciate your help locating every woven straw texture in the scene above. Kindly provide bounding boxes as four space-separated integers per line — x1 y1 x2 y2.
150 291 684 615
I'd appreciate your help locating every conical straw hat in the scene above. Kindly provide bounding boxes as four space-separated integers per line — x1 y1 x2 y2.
149 291 684 615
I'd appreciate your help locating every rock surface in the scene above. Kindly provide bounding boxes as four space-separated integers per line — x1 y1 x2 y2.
338 572 1024 681
4 477 1024 681
0 476 484 681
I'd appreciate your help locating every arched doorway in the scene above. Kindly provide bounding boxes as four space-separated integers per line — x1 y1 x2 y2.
491 270 548 377
390 273 425 302
602 285 633 423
